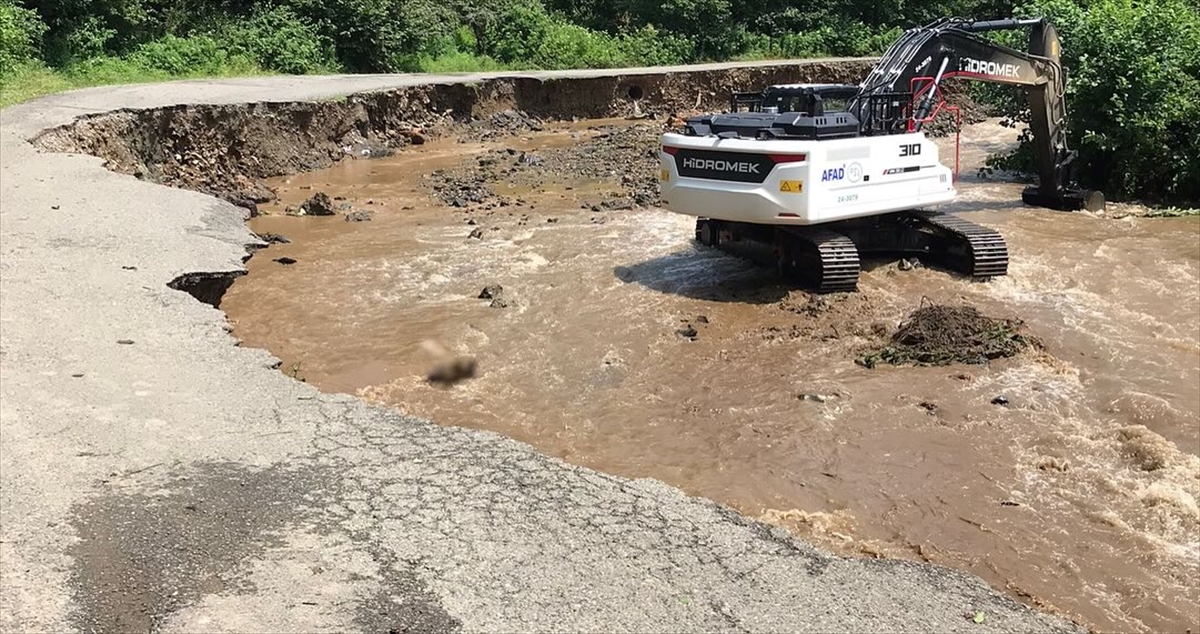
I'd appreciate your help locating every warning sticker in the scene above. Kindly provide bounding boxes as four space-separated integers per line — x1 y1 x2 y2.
779 180 804 193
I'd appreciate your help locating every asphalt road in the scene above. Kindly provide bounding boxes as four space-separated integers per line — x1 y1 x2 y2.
0 65 1082 633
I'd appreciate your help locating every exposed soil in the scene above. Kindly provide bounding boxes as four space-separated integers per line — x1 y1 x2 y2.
32 60 875 207
857 303 1040 367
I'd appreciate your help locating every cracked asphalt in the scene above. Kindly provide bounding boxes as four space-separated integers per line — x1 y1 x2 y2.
0 68 1083 633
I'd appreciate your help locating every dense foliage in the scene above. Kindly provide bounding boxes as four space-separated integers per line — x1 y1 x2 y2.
6 0 1004 75
987 0 1200 203
3 0 1196 203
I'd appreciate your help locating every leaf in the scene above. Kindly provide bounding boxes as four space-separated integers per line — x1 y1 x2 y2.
973 611 987 624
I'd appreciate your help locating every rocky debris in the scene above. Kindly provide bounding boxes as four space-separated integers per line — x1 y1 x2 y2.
918 401 939 415
899 258 922 271
273 257 298 265
991 395 1010 406
300 192 336 216
255 232 291 244
468 227 485 240
341 138 394 159
116 339 135 345
428 170 494 208
224 194 260 217
857 304 1040 368
425 123 663 212
345 210 373 222
478 284 509 308
797 393 829 403
458 110 545 143
921 83 991 137
676 325 699 340
427 355 477 386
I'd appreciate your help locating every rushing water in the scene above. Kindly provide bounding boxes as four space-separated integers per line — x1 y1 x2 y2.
222 121 1200 633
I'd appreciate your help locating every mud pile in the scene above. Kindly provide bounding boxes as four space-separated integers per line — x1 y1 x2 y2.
857 304 1039 367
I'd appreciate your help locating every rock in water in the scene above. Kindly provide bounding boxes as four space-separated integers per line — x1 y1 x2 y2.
479 285 503 300
344 210 373 222
300 192 336 216
427 356 477 386
255 232 291 244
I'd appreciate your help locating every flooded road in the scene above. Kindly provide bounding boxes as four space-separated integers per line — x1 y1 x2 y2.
222 120 1200 633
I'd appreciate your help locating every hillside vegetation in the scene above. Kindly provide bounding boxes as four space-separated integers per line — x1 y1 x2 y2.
2 0 1197 203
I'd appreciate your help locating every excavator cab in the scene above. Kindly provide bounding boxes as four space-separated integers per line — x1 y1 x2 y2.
732 84 860 116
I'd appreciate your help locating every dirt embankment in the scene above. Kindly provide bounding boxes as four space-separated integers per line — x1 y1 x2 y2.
33 61 875 210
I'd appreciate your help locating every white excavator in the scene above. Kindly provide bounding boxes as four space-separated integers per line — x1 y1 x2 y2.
659 17 1105 292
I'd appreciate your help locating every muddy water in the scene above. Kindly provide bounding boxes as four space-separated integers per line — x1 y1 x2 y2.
222 121 1200 633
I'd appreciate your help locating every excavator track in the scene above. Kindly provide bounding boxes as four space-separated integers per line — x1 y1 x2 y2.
907 211 1009 278
779 226 861 292
695 212 1006 293
696 218 861 293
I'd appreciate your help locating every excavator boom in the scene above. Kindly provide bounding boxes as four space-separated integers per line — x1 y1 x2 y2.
853 17 1102 211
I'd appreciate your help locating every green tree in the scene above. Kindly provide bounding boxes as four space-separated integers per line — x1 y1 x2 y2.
996 0 1200 202
1 0 47 73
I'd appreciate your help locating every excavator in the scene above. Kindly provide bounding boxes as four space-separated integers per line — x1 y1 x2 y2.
659 17 1105 292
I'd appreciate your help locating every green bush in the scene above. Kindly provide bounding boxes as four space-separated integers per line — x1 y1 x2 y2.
0 0 46 74
994 0 1200 203
745 23 903 59
221 7 336 74
619 26 693 66
417 50 508 73
482 1 672 69
285 0 457 72
127 35 248 76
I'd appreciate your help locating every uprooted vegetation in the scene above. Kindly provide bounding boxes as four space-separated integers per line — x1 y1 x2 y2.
857 304 1041 368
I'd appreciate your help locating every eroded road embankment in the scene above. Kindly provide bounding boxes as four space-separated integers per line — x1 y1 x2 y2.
2 64 1080 633
222 117 1200 633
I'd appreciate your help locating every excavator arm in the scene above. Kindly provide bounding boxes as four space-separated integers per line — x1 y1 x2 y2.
853 18 1103 211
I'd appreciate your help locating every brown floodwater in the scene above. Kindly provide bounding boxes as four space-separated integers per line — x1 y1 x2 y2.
222 120 1200 633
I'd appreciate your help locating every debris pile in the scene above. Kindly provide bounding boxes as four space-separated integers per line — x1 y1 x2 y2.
857 304 1039 368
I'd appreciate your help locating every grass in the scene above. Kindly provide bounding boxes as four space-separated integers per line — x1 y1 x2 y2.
0 63 72 107
0 59 271 108
416 52 511 74
1 51 525 108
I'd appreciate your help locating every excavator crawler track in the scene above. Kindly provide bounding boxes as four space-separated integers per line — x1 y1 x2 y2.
695 218 861 293
779 226 861 292
908 211 1009 278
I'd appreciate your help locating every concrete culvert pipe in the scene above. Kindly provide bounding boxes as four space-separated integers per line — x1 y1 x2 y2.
626 84 644 101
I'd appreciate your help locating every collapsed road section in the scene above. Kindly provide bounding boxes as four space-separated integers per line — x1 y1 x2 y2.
2 63 1084 633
